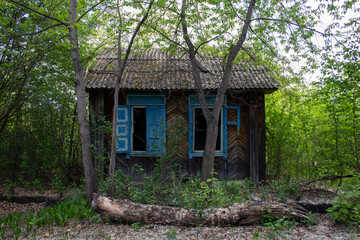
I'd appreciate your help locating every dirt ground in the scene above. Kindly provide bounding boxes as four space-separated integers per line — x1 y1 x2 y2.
0 187 359 240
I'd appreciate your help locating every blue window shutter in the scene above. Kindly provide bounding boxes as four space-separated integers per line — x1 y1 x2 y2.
146 105 166 153
117 105 130 153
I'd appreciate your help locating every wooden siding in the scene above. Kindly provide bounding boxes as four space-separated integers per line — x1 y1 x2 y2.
166 94 188 161
89 90 266 181
227 93 250 179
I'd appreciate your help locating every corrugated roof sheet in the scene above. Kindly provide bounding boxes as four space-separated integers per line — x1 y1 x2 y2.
85 49 280 91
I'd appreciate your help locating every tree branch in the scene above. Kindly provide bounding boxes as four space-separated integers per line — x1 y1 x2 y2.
302 175 355 187
148 24 186 51
251 17 327 36
8 0 68 26
180 0 210 121
249 25 277 57
13 23 64 37
77 0 107 22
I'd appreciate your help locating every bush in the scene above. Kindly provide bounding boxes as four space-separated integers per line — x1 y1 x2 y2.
269 179 301 201
327 184 360 228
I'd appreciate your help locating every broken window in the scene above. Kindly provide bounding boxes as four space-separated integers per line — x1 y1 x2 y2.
132 107 147 151
194 108 221 151
117 95 166 155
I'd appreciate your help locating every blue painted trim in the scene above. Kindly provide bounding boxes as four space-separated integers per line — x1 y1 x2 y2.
188 94 228 159
226 106 241 130
189 152 227 158
127 94 166 105
127 152 163 157
188 94 227 106
116 105 131 153
223 105 227 158
119 95 167 157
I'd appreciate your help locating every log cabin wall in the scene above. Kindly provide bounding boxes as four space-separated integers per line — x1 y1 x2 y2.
227 92 250 179
89 90 266 180
248 91 266 183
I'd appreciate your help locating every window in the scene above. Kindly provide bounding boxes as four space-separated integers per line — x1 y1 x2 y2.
117 95 166 156
194 108 221 151
188 95 241 159
132 107 146 151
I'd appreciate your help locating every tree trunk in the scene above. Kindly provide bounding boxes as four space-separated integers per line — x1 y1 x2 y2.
92 195 309 226
180 0 257 182
108 0 154 196
69 0 97 203
201 120 219 181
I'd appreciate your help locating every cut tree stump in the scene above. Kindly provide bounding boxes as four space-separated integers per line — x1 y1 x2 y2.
92 195 309 226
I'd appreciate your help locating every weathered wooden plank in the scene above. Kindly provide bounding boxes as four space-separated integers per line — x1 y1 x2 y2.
166 94 188 160
89 91 105 176
257 93 266 182
227 93 250 179
249 92 259 184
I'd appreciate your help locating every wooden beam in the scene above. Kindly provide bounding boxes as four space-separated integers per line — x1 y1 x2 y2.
249 92 259 184
89 91 105 175
258 93 266 182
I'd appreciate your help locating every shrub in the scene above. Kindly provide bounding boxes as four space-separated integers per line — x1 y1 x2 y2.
327 184 360 228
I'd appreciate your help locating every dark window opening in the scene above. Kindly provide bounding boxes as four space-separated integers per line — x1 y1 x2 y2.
133 107 146 151
194 108 221 151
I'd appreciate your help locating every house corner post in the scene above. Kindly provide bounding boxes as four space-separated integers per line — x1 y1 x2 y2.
249 92 259 185
258 93 266 182
89 91 105 178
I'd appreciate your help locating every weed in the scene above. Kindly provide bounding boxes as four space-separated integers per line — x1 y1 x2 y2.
50 169 66 198
252 227 261 239
221 178 254 203
180 172 229 219
270 179 301 202
0 195 99 238
131 222 143 230
327 184 360 228
260 213 297 240
165 227 177 239
32 179 44 193
300 211 319 226
4 179 16 201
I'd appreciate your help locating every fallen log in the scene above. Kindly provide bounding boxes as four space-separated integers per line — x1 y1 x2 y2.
92 194 309 226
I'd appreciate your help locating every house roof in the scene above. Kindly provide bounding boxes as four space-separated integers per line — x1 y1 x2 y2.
85 49 280 92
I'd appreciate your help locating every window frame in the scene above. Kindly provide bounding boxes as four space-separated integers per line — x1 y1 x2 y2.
192 106 223 153
116 94 166 157
130 106 147 153
188 94 227 159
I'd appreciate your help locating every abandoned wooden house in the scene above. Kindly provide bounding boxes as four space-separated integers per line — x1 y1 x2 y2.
85 49 280 182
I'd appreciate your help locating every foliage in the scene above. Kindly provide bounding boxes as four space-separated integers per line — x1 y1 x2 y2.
220 178 255 203
300 211 319 226
0 80 82 186
98 115 187 205
180 174 227 213
4 179 16 201
165 227 177 240
327 183 360 228
0 195 100 239
260 214 297 239
269 179 302 201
